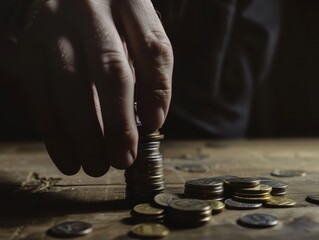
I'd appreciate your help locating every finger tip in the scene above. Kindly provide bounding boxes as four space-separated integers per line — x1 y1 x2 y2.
82 164 110 177
59 165 81 176
140 107 165 131
47 151 81 176
110 150 135 170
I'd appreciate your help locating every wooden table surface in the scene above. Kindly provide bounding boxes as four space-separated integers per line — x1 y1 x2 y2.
1 139 319 240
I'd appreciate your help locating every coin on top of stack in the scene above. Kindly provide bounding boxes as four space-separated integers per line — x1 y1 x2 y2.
166 199 212 228
131 203 165 223
259 178 288 196
224 177 260 198
232 184 272 203
125 129 165 205
184 178 223 200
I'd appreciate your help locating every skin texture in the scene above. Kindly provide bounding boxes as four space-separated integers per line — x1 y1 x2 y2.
18 0 173 177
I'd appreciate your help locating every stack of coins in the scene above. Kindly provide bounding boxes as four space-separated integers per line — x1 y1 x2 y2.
259 178 288 196
166 199 212 228
184 178 223 200
125 129 165 205
232 184 272 203
224 177 260 198
130 203 165 223
206 200 225 213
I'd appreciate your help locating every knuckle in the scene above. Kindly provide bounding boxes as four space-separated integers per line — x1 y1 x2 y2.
143 31 174 64
99 52 132 85
112 121 137 140
153 88 171 101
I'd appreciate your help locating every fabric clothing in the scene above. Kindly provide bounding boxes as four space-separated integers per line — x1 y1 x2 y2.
153 0 281 138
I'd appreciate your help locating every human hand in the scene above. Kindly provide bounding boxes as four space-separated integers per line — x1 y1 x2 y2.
18 0 173 177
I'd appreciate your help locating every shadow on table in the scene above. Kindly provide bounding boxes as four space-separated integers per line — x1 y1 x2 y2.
0 177 130 228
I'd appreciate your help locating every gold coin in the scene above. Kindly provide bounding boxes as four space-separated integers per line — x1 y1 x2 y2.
131 223 169 238
264 196 296 207
169 199 211 212
133 204 164 215
236 184 272 194
233 194 271 203
234 192 271 198
206 200 225 212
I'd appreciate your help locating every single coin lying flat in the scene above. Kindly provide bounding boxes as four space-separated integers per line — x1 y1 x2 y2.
264 196 296 208
131 223 169 238
238 213 279 228
48 221 92 237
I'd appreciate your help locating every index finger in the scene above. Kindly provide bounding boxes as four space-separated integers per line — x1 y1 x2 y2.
114 0 174 130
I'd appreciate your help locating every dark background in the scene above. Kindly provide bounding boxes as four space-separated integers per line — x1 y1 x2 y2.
0 0 319 140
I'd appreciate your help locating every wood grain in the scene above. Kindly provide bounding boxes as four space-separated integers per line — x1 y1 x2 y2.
1 139 319 239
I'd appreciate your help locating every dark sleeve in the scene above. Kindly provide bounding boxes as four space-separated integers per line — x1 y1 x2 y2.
159 0 282 138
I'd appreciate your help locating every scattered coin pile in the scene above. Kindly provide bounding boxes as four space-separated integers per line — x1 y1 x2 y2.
125 129 165 205
166 199 212 228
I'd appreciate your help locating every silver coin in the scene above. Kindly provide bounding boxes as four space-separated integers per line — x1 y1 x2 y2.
154 193 181 207
259 179 288 189
225 177 260 187
271 169 306 177
207 175 237 181
306 195 319 204
238 213 279 228
225 198 262 210
49 221 92 237
185 178 223 188
175 164 210 173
